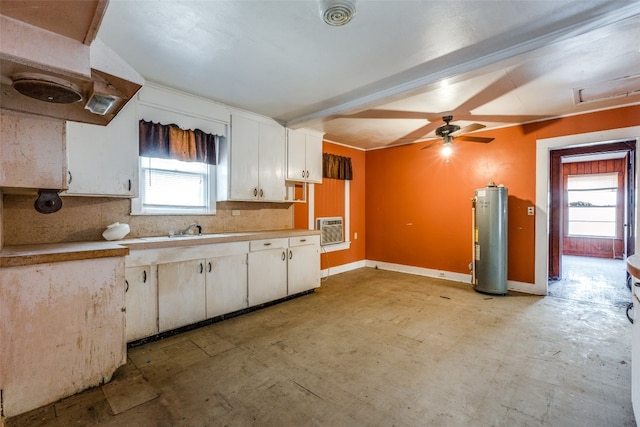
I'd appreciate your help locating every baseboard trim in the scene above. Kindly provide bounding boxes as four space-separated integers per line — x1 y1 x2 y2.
323 259 541 295
321 260 366 278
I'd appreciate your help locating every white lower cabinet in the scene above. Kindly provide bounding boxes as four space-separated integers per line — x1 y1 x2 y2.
158 259 207 333
206 254 248 318
288 235 321 295
125 265 158 342
125 234 320 340
633 291 640 420
248 238 288 306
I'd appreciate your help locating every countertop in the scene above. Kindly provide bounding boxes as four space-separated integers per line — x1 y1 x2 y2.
0 241 130 268
628 254 640 279
120 229 320 251
0 229 321 268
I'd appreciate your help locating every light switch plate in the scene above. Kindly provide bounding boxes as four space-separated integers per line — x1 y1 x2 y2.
527 207 535 216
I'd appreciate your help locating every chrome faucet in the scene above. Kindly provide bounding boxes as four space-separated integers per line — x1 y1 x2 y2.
179 223 202 236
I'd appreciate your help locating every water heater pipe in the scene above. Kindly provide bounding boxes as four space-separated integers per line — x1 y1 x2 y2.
471 197 476 286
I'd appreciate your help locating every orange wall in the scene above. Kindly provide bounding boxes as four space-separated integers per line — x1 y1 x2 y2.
294 105 640 281
294 142 366 270
366 105 640 283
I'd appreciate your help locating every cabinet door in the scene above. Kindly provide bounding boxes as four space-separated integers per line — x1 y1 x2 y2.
158 259 206 332
205 254 248 318
66 99 138 197
125 266 158 342
286 129 307 181
288 242 320 295
305 133 323 184
65 121 104 194
0 113 67 189
248 249 288 306
258 122 285 201
100 99 138 196
229 114 260 200
633 294 640 419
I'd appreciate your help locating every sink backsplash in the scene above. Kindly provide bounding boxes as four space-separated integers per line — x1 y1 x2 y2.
2 194 294 245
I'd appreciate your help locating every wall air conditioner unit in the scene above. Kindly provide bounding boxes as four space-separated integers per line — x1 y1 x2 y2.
316 217 344 246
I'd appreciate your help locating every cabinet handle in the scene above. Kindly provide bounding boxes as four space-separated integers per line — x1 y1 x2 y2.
282 251 286 261
289 250 293 260
68 170 73 184
128 179 132 192
208 262 212 273
125 280 129 293
259 188 264 198
302 170 305 178
143 270 147 283
253 188 258 197
306 170 309 179
199 263 204 274
635 282 640 287
264 242 272 246
300 239 307 242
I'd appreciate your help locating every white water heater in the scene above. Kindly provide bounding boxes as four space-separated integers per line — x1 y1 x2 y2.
472 182 508 295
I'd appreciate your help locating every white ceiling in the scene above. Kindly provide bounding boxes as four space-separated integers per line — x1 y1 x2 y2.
96 0 640 150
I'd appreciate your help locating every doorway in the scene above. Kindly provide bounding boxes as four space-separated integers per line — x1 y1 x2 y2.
548 141 635 306
535 127 640 296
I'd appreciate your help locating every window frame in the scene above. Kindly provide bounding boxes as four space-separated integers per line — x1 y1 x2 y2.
565 172 618 238
131 156 216 216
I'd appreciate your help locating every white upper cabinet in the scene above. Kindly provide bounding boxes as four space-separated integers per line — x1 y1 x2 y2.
218 112 286 202
65 98 138 197
286 128 323 183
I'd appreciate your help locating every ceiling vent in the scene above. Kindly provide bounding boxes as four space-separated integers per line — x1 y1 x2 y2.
574 74 640 105
319 0 357 26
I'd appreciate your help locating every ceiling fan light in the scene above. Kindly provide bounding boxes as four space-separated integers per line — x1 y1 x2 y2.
320 0 356 26
441 143 453 158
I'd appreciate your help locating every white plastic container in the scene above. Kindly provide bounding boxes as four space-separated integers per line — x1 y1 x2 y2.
102 222 130 241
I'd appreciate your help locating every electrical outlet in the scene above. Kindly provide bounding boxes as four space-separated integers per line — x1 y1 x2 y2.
354 232 358 240
527 206 535 216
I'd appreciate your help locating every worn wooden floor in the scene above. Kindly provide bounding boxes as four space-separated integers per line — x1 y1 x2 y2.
549 255 630 308
7 268 635 426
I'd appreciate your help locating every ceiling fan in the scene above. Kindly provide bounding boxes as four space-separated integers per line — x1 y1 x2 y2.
420 115 494 151
331 64 550 147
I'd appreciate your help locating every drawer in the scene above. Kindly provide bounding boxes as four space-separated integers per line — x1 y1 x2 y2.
250 238 288 252
289 235 320 248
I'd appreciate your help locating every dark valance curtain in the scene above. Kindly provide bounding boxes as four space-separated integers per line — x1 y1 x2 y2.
323 153 353 180
139 120 218 165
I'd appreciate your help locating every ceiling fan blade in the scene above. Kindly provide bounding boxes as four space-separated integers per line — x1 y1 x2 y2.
420 140 442 150
455 135 494 143
335 109 432 120
451 123 485 136
387 121 441 145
